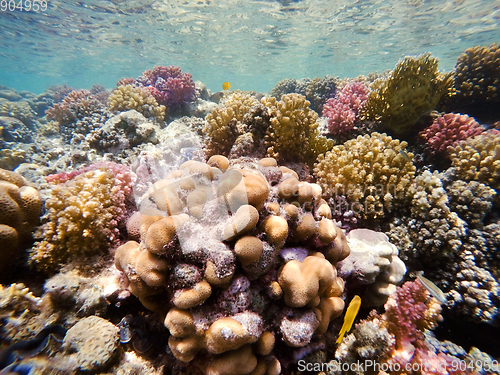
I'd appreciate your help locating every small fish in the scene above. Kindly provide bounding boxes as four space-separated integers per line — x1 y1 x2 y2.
399 149 411 162
415 271 447 304
209 91 225 103
336 295 361 344
222 82 231 90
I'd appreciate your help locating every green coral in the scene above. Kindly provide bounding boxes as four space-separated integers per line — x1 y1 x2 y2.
448 131 500 191
361 53 453 136
263 93 333 166
314 132 415 219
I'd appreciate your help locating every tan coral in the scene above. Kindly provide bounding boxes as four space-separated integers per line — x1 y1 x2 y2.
107 84 166 122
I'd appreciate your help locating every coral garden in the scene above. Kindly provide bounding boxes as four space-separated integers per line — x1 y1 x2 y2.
0 48 499 375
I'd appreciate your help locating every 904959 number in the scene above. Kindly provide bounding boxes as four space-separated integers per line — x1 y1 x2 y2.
1 0 48 12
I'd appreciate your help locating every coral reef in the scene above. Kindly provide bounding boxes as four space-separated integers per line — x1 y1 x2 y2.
0 168 41 277
361 53 453 136
271 76 338 113
448 131 500 190
263 93 334 166
30 162 136 274
45 89 107 126
107 84 166 122
314 132 415 219
447 43 500 122
135 65 196 109
0 98 37 127
114 156 350 373
419 113 484 154
322 81 369 141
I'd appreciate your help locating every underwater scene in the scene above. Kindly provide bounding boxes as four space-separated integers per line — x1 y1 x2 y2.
1 0 500 374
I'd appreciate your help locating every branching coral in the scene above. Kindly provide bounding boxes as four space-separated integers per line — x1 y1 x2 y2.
449 43 500 121
314 132 415 219
263 93 334 166
448 131 500 190
114 156 350 373
419 113 484 154
30 162 136 274
45 89 106 126
271 76 338 114
136 65 196 108
107 84 166 122
322 81 369 140
361 53 453 136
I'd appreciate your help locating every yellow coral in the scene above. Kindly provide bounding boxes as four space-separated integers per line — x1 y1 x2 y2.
361 53 453 136
448 131 500 190
262 93 333 166
203 92 260 157
107 84 166 122
314 132 415 219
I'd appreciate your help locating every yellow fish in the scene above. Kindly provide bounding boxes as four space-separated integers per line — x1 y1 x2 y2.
336 295 361 344
222 82 231 90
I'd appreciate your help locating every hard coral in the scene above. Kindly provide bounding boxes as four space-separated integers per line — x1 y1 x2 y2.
136 65 196 108
115 156 350 374
322 81 369 140
448 43 500 121
46 89 106 126
30 162 136 274
107 84 166 122
263 93 334 166
419 113 484 154
314 132 415 219
361 53 453 136
0 168 41 276
448 131 500 190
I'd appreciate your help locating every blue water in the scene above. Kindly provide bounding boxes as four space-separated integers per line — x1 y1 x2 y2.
1 0 499 94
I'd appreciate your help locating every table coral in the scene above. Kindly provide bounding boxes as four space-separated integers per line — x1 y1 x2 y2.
263 93 334 166
30 162 136 274
114 156 350 374
135 65 196 108
322 81 369 140
449 43 500 121
448 131 500 190
314 132 415 219
0 168 41 277
107 84 166 122
419 113 484 154
361 53 453 136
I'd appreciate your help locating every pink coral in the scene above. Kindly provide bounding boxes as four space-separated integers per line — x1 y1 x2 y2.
322 81 369 137
136 65 196 108
419 113 484 154
46 89 106 125
116 77 135 86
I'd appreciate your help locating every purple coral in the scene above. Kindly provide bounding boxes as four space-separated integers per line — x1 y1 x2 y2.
136 65 196 108
46 89 106 125
419 113 484 154
322 81 369 137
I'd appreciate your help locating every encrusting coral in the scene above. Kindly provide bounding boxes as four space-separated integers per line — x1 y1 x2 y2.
107 84 166 122
0 168 41 276
314 132 415 219
30 162 136 274
114 156 351 374
361 53 453 136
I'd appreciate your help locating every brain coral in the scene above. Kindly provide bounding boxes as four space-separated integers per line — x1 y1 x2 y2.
361 53 453 136
419 113 484 154
107 84 166 122
115 156 350 374
448 131 500 190
449 43 500 121
314 132 415 219
0 168 41 277
262 93 334 166
30 162 136 274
